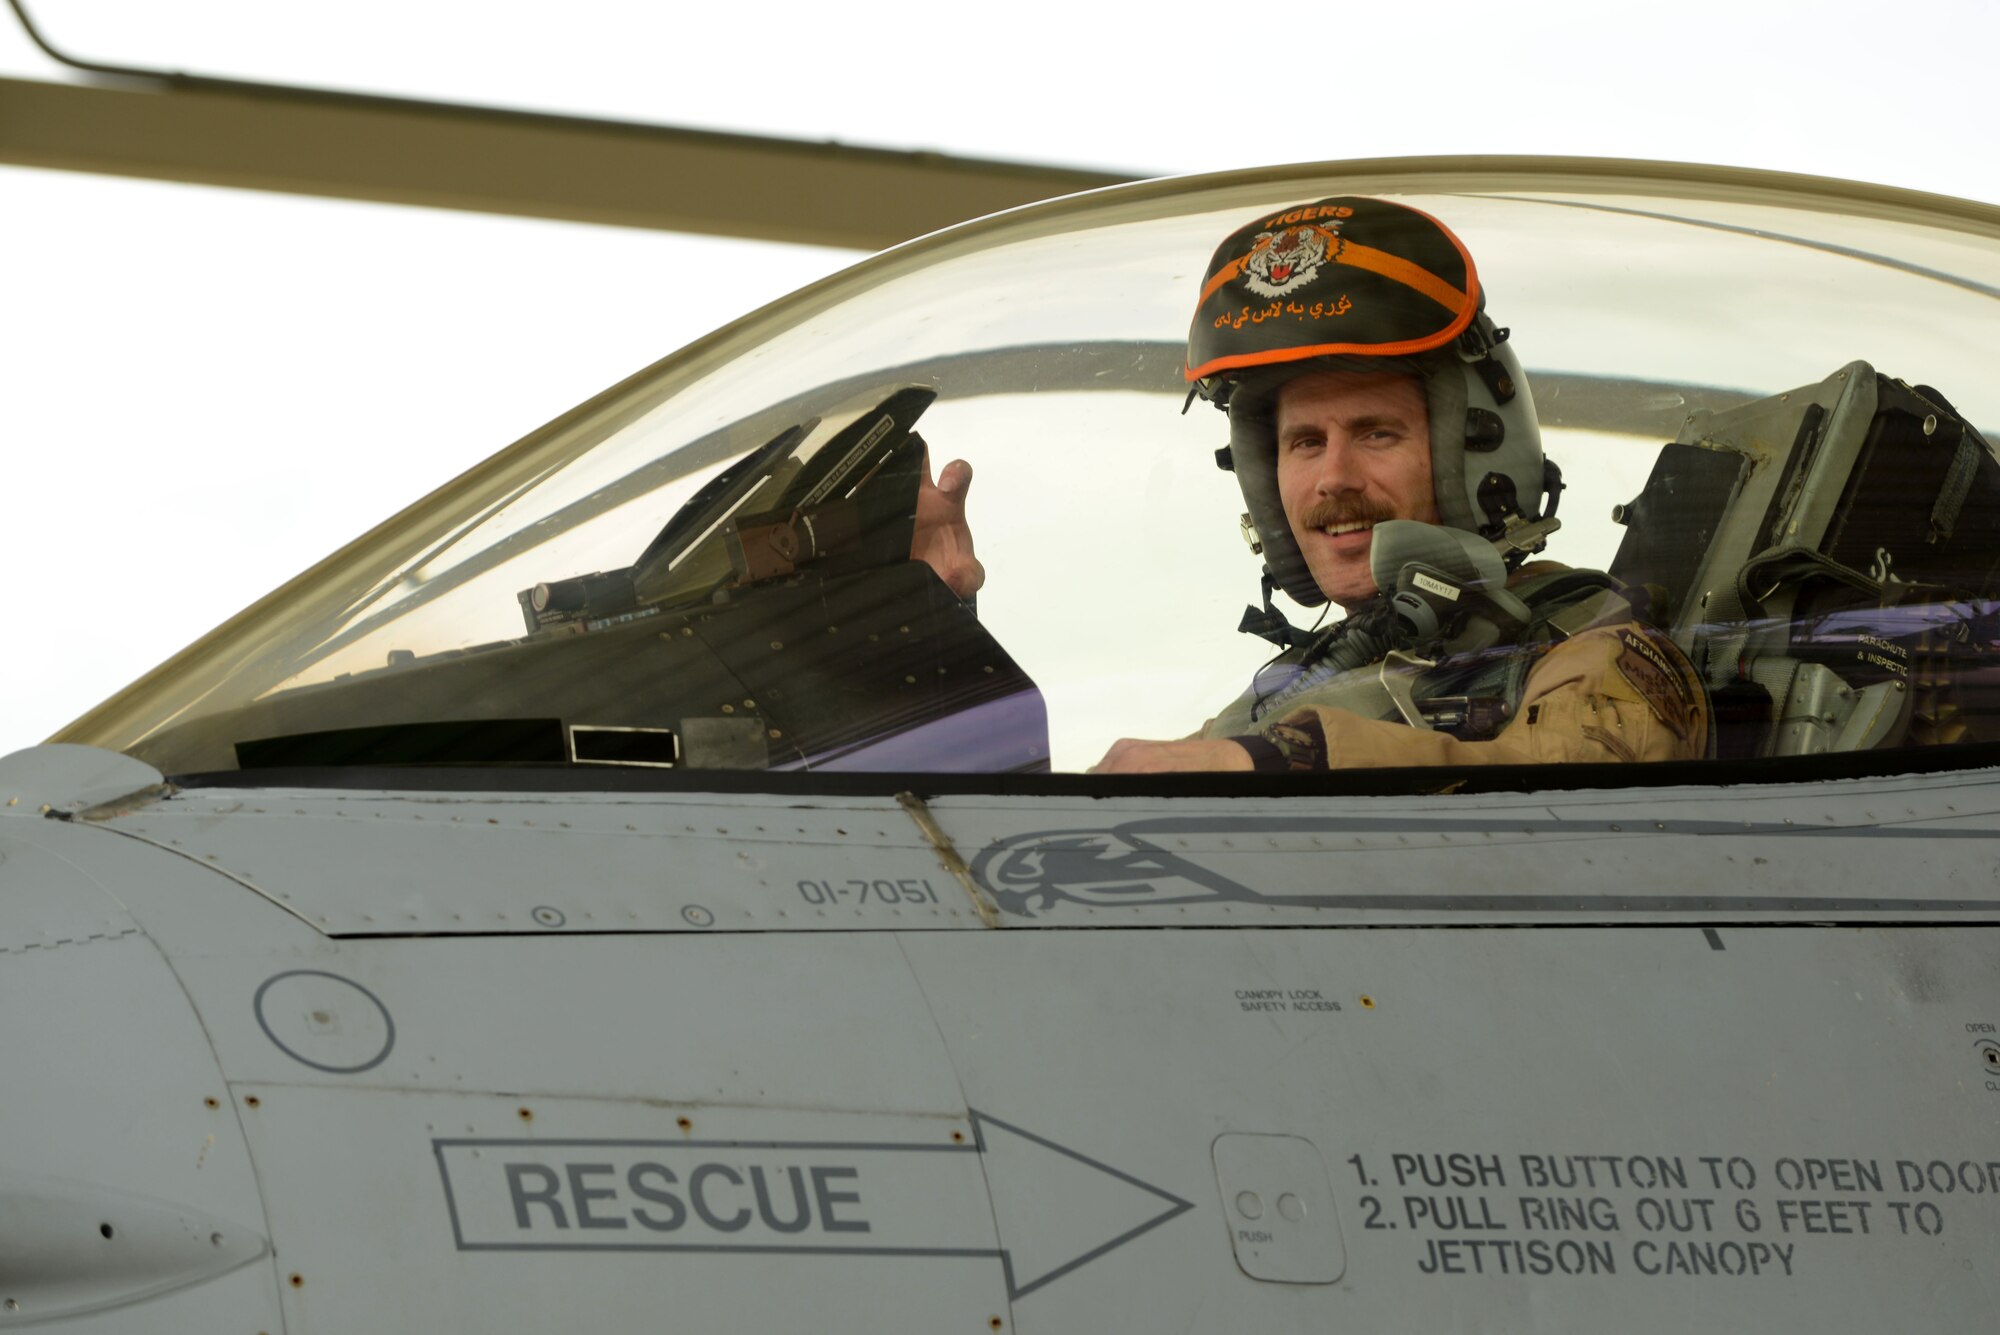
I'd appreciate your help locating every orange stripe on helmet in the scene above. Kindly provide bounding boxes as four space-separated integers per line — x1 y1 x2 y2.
1332 242 1470 316
1182 302 1481 383
1185 199 1483 383
1197 223 1469 315
1340 199 1480 315
1196 255 1248 307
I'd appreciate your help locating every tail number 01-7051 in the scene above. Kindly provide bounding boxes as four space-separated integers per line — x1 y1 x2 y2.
797 879 942 906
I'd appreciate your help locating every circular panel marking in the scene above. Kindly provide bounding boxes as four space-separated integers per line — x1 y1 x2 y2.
681 905 715 927
531 906 566 928
253 970 396 1074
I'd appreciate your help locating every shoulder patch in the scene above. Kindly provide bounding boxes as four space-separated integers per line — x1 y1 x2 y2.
1611 628 1703 745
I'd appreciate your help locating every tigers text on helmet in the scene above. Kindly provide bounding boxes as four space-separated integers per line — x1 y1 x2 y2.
1186 196 1554 608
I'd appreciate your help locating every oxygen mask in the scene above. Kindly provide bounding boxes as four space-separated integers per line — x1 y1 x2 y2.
1369 521 1536 650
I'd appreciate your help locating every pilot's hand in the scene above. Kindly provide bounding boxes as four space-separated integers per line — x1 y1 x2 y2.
1090 737 1254 773
911 450 985 600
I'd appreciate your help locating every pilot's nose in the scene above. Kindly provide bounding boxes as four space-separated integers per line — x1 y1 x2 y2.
1310 437 1364 497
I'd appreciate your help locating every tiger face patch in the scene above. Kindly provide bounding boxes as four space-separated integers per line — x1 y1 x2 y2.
1241 225 1335 298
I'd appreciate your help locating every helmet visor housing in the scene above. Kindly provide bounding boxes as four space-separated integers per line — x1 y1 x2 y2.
1190 197 1546 606
1186 197 1480 390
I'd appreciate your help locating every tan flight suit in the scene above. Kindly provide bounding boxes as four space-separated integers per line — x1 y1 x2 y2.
1200 571 1710 771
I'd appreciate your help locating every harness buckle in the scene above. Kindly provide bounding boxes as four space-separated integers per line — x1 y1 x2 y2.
1379 650 1440 729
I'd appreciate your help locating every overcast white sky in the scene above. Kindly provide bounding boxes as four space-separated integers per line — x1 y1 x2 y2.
5 0 1998 752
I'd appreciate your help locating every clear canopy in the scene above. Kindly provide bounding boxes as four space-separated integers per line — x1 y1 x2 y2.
63 161 2000 779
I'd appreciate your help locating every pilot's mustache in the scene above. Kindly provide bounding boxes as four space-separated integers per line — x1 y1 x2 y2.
1299 496 1398 531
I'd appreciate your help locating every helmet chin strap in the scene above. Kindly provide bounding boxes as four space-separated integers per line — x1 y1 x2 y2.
1238 572 1308 648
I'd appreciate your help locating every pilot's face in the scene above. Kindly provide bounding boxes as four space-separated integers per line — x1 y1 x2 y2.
1275 369 1439 610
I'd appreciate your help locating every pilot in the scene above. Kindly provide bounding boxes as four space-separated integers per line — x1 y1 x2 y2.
916 197 1709 774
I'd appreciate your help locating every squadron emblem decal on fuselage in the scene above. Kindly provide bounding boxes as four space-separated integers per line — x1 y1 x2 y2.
970 828 1257 918
964 816 2000 920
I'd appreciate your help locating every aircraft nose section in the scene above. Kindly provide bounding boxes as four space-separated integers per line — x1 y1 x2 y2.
0 795 282 1329
0 1180 267 1323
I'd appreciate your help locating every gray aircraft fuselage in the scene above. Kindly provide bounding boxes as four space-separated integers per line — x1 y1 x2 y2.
3 740 1996 1332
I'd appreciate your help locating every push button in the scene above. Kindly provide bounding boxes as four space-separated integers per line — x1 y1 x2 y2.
1211 1133 1344 1283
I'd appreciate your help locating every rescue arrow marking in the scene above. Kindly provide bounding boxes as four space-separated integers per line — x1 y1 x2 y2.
433 1108 1192 1300
969 1109 1195 1298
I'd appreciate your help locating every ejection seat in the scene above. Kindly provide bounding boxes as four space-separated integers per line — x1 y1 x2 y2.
1605 361 2000 761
